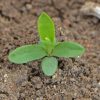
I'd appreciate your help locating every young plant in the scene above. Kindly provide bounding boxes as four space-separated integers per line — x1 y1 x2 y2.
8 12 85 76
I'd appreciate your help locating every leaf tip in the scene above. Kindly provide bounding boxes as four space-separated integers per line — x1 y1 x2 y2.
40 12 48 16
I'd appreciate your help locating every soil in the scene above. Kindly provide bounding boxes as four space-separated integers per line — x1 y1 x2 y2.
0 0 100 100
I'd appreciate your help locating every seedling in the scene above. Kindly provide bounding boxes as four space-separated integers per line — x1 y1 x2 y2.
8 12 85 76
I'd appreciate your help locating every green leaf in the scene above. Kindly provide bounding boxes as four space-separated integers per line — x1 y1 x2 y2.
41 57 58 76
8 44 47 64
52 41 85 58
39 40 55 55
38 12 55 43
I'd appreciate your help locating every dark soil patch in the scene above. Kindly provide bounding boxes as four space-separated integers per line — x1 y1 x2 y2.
0 0 100 100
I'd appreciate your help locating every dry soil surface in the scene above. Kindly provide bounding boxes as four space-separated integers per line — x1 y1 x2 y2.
0 0 100 100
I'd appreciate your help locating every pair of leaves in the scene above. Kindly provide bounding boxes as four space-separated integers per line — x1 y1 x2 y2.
42 41 84 76
8 12 85 76
8 45 58 76
9 41 85 76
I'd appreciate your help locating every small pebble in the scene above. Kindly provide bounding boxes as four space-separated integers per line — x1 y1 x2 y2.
26 4 32 10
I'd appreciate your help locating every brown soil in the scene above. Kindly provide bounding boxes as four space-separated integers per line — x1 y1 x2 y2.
0 0 100 100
